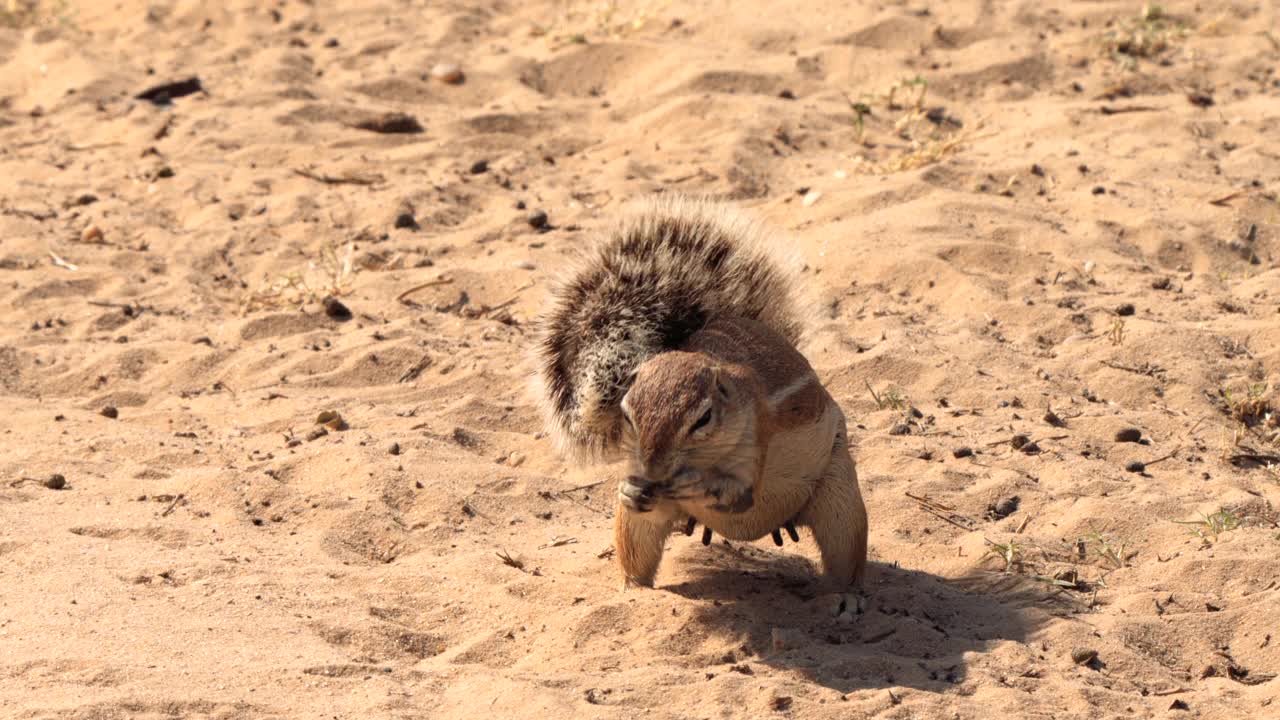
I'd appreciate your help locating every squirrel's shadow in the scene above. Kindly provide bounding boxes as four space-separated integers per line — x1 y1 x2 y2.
663 540 1062 694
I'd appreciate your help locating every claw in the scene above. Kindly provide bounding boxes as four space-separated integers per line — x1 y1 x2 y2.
701 526 713 546
771 528 783 546
784 520 800 542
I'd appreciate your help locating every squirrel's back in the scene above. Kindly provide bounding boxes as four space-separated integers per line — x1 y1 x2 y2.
531 193 810 464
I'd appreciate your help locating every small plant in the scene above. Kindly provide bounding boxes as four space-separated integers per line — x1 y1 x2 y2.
865 380 907 411
1107 317 1127 346
1222 383 1273 426
1175 508 1243 544
240 240 355 315
1 0 69 27
844 93 873 141
1083 531 1129 569
887 75 928 112
984 539 1024 573
1100 4 1190 67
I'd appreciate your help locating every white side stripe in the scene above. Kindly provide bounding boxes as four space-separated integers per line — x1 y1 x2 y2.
767 374 815 410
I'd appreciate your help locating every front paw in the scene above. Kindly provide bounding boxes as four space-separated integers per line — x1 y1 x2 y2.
619 476 657 512
707 484 754 513
703 469 754 513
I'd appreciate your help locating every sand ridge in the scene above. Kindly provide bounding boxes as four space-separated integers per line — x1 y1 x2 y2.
1 1 1279 718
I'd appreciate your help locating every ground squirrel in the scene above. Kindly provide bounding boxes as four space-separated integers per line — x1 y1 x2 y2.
532 194 867 591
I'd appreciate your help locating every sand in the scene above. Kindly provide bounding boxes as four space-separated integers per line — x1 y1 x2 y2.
2 1 1279 718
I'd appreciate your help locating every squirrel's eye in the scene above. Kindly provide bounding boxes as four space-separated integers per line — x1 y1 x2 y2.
690 408 712 433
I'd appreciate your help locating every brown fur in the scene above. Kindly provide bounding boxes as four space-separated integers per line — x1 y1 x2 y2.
615 317 867 591
529 194 867 591
530 194 811 464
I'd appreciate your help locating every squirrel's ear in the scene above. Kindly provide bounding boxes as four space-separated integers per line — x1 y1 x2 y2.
711 367 730 401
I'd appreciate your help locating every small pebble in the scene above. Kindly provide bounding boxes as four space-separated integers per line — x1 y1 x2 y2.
802 190 822 207
44 474 67 490
1187 91 1214 108
986 496 1020 520
1115 303 1135 316
1125 460 1146 473
322 296 352 321
430 63 464 84
324 37 340 48
952 446 974 459
1151 276 1171 290
515 200 527 210
1114 428 1142 443
1010 434 1030 449
394 212 418 230
778 89 795 100
1071 647 1098 665
388 442 401 456
81 225 104 243
355 112 423 134
1092 186 1106 195
100 406 119 419
513 260 536 270
316 410 348 430
469 159 489 174
526 209 549 229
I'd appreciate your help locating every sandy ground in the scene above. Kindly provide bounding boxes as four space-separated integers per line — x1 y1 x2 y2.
2 1 1280 718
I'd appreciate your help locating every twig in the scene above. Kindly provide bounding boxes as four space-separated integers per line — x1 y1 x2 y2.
65 142 125 152
906 492 979 532
1101 360 1164 377
160 493 185 517
558 480 606 495
293 167 385 186
48 250 78 271
1100 105 1162 115
864 380 882 408
1144 445 1182 468
496 549 525 570
1149 687 1191 696
398 354 434 384
538 536 578 549
1208 188 1275 207
396 277 453 305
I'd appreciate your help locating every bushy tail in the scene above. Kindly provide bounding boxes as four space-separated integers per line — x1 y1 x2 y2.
531 193 809 465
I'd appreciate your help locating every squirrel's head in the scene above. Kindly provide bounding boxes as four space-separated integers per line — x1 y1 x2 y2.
618 351 760 496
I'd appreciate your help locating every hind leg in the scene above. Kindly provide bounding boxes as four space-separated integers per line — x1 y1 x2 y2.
798 424 868 590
